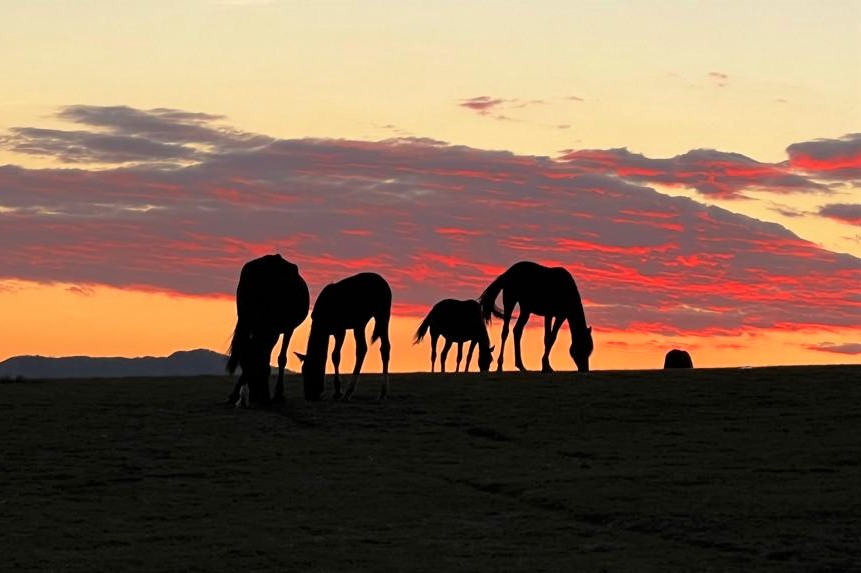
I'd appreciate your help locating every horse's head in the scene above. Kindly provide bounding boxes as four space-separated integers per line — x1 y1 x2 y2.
295 351 325 401
478 345 495 373
569 326 593 372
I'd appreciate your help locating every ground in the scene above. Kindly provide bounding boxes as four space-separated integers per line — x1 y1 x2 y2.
1 366 859 572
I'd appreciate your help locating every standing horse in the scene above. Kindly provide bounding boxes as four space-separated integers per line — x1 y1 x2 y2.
295 272 391 401
226 254 310 406
478 261 593 373
414 299 494 373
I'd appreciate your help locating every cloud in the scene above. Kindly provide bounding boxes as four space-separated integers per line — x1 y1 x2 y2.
819 203 861 226
67 285 95 296
708 71 729 87
458 96 554 121
786 133 861 180
558 147 827 199
459 96 507 115
807 342 861 355
0 105 271 166
0 105 859 337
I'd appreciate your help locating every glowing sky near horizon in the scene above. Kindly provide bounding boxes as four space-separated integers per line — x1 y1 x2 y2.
0 0 859 371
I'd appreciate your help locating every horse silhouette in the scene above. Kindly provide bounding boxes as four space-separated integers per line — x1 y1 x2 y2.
295 272 391 401
414 298 494 373
478 261 593 372
664 349 693 369
225 254 310 406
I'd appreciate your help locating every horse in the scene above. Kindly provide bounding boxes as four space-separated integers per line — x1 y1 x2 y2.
225 254 310 406
478 261 593 373
414 298 494 373
295 272 391 401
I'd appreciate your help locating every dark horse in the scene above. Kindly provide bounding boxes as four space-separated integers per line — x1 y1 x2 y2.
478 261 593 372
225 254 310 406
414 298 494 373
296 272 391 401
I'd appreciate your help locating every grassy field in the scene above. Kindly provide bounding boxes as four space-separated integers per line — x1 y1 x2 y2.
2 366 860 572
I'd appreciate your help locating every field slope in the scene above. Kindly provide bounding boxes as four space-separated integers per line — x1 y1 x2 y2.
2 366 859 572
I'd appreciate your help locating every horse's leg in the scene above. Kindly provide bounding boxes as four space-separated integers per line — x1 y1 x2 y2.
343 327 368 401
440 339 453 374
273 329 294 403
247 334 277 406
465 340 476 372
430 333 439 373
455 342 463 373
542 316 564 373
513 312 531 372
227 373 245 405
496 308 513 372
331 329 346 400
378 326 391 401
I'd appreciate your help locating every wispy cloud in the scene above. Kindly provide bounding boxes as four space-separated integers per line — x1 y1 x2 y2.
807 342 861 355
819 203 861 226
708 71 729 87
0 105 859 334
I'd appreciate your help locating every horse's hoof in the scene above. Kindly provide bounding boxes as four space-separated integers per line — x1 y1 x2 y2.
332 392 343 401
271 394 286 404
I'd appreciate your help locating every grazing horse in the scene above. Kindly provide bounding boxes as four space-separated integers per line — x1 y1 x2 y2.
295 272 392 401
478 261 593 373
225 254 310 406
414 298 494 373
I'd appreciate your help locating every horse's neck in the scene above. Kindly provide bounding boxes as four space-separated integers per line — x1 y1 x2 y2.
307 324 330 357
477 326 491 350
565 299 588 333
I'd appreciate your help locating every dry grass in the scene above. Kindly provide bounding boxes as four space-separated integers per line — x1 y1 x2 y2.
1 365 859 572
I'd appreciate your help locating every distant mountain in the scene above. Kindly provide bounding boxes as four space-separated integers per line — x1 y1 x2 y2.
0 349 235 379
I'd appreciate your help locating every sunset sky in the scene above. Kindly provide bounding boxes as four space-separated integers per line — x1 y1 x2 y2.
1 0 859 373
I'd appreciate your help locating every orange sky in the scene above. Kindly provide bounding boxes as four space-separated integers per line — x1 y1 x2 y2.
2 281 857 372
1 2 858 372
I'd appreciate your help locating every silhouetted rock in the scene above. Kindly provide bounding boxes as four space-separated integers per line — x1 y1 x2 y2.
664 349 693 369
0 349 232 379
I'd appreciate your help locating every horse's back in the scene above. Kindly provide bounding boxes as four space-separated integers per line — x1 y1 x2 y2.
313 272 391 327
430 298 484 340
500 261 581 316
237 254 309 327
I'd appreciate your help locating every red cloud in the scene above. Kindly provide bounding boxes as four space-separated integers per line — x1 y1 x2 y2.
819 203 861 226
558 147 827 199
0 106 859 338
458 96 507 114
787 133 861 180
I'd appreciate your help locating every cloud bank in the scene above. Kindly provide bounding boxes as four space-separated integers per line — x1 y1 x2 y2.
1 106 859 336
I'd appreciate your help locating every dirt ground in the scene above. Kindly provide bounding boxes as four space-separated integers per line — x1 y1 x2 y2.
2 365 859 572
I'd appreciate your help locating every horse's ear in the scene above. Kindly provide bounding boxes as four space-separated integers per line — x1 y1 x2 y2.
587 327 592 334
294 352 306 363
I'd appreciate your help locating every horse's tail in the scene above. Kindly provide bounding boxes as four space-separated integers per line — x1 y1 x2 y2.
478 273 507 324
413 307 435 344
372 304 391 345
225 320 246 374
